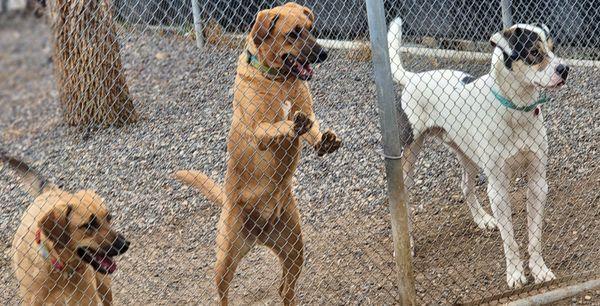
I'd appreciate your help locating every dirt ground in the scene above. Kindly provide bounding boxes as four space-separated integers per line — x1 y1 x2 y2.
0 14 598 305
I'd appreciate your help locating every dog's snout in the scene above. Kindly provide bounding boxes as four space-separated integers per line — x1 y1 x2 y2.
316 48 328 63
107 234 129 256
556 64 569 80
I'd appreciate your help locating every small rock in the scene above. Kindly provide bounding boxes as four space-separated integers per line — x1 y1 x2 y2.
155 52 169 60
584 295 591 300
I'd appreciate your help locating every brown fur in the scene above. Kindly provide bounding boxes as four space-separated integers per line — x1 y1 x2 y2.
3 154 128 305
173 3 341 305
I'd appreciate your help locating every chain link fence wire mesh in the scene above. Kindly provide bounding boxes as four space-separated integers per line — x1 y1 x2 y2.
0 0 598 304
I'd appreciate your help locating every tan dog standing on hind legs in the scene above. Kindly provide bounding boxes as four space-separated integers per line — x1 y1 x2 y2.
388 18 569 288
174 3 341 305
1 152 129 305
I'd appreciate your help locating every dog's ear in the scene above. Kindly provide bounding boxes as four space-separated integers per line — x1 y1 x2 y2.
490 28 518 69
251 10 280 46
490 29 514 55
531 22 550 37
283 2 314 22
38 205 72 248
303 7 315 23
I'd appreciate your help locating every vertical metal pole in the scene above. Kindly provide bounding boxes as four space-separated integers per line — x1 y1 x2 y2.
365 0 417 304
191 0 204 48
501 0 513 28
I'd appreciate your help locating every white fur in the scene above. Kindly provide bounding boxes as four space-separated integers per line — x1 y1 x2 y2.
388 17 566 288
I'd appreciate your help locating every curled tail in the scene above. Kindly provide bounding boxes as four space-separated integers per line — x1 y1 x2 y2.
387 17 414 86
0 151 51 197
173 170 225 206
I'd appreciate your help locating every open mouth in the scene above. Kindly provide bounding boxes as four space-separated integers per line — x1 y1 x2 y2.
76 247 117 274
283 55 314 80
535 79 565 89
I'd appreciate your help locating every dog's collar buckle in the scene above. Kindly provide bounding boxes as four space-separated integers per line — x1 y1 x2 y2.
35 229 65 272
492 89 548 113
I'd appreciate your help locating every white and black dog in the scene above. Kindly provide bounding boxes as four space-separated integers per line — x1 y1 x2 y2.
388 18 569 288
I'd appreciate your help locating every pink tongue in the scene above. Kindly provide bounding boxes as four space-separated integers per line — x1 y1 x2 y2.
96 255 117 273
294 62 313 78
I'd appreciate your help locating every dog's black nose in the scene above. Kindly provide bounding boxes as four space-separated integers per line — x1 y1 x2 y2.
108 234 130 256
556 64 569 80
316 49 328 63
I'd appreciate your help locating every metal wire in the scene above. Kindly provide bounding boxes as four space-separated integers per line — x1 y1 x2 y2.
0 0 598 304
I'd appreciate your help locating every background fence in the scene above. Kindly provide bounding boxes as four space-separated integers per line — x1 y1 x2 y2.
0 0 598 304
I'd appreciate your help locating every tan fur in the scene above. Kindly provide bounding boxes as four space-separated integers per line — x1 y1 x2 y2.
173 170 225 205
174 3 340 305
4 155 127 305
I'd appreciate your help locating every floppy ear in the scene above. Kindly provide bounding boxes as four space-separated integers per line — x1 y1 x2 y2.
251 10 280 46
282 2 314 22
531 22 550 37
303 8 315 22
38 205 72 248
490 29 514 56
490 28 518 69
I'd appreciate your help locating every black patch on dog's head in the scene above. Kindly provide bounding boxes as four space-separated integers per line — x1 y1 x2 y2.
502 27 546 68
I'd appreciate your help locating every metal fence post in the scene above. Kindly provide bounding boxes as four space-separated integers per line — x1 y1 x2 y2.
365 0 417 304
501 0 513 28
191 0 204 48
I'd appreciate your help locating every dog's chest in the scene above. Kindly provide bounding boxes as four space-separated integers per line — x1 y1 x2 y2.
501 111 546 152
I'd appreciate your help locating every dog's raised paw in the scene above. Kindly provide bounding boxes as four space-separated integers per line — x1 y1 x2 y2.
293 111 313 137
315 130 342 156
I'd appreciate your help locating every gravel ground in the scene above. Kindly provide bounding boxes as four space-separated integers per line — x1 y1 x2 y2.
0 15 598 304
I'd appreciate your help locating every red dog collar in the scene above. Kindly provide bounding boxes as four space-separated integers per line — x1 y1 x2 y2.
35 229 65 271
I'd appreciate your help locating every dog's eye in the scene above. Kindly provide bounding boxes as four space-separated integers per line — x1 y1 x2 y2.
106 214 112 223
288 26 302 40
80 216 100 231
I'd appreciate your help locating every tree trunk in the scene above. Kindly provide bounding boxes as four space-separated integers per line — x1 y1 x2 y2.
49 0 137 127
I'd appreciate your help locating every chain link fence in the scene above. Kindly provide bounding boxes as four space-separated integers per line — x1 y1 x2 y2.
0 0 598 304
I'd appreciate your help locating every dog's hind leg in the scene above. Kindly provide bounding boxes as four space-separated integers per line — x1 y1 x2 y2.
215 204 255 306
261 198 303 306
527 154 555 284
453 148 497 230
487 167 527 288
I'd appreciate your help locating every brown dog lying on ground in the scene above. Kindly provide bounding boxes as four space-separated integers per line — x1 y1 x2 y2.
1 152 129 305
174 2 341 305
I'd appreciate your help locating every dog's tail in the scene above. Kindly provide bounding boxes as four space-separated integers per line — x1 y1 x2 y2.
388 17 414 86
0 151 51 197
173 170 225 206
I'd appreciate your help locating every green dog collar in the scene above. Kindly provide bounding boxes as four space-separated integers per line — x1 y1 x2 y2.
246 51 281 78
492 89 548 112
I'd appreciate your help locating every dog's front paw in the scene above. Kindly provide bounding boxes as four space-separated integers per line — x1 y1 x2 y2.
530 258 556 284
315 130 342 157
506 264 527 288
292 111 313 137
474 213 497 230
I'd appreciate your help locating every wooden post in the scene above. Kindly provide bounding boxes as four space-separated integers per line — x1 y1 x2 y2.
365 0 417 304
